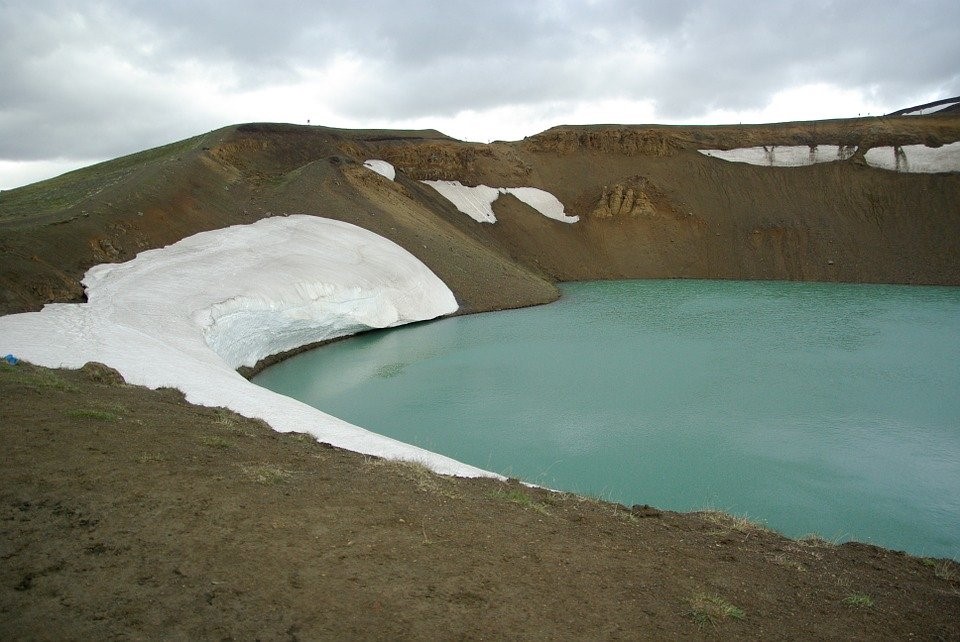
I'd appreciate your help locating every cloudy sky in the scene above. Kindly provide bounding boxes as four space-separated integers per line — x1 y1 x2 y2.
1 0 958 189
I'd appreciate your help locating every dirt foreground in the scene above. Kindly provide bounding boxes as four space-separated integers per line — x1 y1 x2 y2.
2 362 958 640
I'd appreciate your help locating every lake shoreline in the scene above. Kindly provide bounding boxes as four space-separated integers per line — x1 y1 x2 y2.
254 279 960 560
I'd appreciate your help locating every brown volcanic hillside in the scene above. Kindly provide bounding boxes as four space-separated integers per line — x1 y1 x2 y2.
3 118 960 639
0 125 556 315
2 115 959 316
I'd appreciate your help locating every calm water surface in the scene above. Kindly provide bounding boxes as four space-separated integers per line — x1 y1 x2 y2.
254 280 960 559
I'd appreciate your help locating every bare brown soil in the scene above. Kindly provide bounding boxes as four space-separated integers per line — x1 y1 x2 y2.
2 116 960 638
2 363 958 640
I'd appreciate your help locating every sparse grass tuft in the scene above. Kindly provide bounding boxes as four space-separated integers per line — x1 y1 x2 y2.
935 561 957 582
699 510 771 535
688 593 745 627
1 362 79 393
616 508 640 523
241 464 293 485
922 558 957 582
285 432 316 444
212 408 256 436
798 533 837 548
136 453 166 464
64 408 120 421
198 435 232 449
843 593 874 608
491 487 551 516
769 552 807 571
573 492 651 523
214 408 236 425
366 458 458 499
64 402 127 422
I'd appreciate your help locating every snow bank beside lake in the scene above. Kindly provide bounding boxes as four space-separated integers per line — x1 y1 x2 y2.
423 180 578 224
699 142 960 173
0 215 496 478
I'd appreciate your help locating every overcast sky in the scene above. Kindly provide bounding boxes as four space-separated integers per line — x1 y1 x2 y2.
1 0 958 189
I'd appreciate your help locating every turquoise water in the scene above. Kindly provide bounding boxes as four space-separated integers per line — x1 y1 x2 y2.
254 280 960 559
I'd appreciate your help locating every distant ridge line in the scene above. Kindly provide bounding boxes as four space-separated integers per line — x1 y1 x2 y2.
886 96 960 116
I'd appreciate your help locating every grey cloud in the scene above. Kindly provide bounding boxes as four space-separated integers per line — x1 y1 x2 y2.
1 0 958 170
311 0 960 121
626 0 960 117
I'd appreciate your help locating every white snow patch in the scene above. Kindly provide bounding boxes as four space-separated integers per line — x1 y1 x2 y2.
504 187 576 223
902 101 959 116
0 215 498 478
363 159 396 181
423 180 501 223
699 142 960 173
423 180 578 224
864 142 960 173
698 145 856 167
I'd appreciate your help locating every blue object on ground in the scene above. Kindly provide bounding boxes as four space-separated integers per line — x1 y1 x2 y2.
3 354 19 365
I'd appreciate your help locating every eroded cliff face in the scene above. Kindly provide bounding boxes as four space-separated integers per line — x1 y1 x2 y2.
521 127 684 157
587 179 665 219
347 118 960 288
1 116 959 316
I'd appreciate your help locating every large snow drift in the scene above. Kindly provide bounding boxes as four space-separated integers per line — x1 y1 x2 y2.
0 215 495 477
699 142 960 173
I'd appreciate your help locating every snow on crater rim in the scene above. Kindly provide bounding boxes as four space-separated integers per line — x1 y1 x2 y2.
864 142 960 173
359 159 578 223
0 215 496 478
698 145 856 167
363 159 396 181
699 142 960 173
423 180 579 224
902 101 959 116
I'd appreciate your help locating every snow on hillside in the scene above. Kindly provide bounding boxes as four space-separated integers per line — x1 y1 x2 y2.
506 187 574 222
699 142 960 173
864 142 960 173
900 100 960 116
698 145 856 166
0 216 495 478
421 180 502 223
363 159 396 180
422 180 579 223
360 159 577 223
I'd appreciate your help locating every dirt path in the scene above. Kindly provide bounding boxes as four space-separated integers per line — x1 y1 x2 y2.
2 362 957 640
